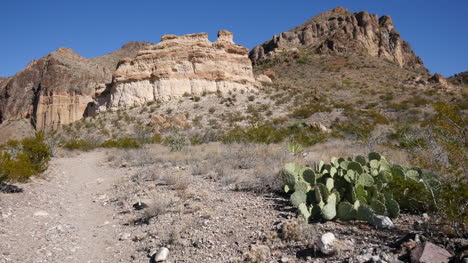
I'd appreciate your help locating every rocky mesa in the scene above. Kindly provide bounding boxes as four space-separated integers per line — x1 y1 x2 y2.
101 30 258 110
250 7 428 74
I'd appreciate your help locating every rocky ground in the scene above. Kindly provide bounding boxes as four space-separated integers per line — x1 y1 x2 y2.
1 144 465 263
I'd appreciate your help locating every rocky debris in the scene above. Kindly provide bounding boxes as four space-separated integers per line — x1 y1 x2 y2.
149 113 192 133
153 247 169 262
249 7 428 74
410 241 452 263
310 121 330 133
102 30 259 110
428 73 451 89
256 74 273 83
316 232 338 255
0 42 150 133
370 215 394 229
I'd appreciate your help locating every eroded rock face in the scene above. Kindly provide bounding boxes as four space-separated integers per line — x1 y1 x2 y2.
250 7 428 73
0 42 151 130
104 30 258 109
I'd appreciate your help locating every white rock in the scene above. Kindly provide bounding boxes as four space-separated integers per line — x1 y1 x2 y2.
316 232 337 255
370 215 393 229
33 211 49 217
154 247 169 262
119 233 131 241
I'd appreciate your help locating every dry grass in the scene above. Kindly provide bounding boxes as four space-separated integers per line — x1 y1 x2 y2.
106 140 409 194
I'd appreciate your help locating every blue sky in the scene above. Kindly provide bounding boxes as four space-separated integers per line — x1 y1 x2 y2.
1 0 467 77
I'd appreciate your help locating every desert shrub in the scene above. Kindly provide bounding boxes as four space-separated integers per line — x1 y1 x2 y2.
332 121 375 141
62 139 96 151
388 125 426 149
164 133 189 152
222 123 327 146
289 103 331 119
148 133 163 144
100 137 141 149
189 135 204 145
424 102 467 232
0 132 51 183
387 102 467 234
20 132 51 173
366 110 389 125
221 124 286 144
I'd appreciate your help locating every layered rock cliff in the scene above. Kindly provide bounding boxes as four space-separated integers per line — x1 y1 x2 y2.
103 30 258 110
250 7 428 74
0 42 150 130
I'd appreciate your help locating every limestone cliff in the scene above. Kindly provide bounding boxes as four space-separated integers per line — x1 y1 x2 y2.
250 7 428 74
103 30 258 110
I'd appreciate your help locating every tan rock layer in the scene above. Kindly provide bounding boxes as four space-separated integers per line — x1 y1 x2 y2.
105 30 258 109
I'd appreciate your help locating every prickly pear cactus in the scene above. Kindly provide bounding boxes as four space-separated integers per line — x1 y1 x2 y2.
281 152 408 224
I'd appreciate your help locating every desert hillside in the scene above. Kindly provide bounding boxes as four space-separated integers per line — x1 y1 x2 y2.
0 6 466 263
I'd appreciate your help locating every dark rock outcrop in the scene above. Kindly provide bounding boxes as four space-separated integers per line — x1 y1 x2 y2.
448 71 468 86
249 7 428 74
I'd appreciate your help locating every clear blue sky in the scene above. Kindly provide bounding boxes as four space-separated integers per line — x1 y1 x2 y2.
1 0 467 77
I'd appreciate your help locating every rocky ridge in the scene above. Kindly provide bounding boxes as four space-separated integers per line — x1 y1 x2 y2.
448 71 468 86
99 30 259 110
0 42 150 130
250 7 428 74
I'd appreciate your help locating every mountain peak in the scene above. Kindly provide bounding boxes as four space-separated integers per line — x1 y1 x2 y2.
250 7 427 74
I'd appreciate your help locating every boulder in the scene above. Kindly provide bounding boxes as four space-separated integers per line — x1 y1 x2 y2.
428 73 450 89
410 241 452 263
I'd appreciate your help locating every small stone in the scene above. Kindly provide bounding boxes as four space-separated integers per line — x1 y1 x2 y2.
370 215 393 229
316 232 337 255
119 233 131 241
280 256 291 262
153 247 169 262
410 241 452 263
422 213 430 221
33 211 49 217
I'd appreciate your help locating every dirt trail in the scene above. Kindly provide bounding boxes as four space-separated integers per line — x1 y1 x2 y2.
0 151 131 263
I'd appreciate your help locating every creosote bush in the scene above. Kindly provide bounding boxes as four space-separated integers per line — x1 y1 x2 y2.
0 132 51 183
221 122 327 146
101 138 141 149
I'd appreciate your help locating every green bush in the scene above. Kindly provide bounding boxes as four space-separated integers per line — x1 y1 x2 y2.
0 132 51 183
332 121 374 141
100 137 141 149
221 123 327 146
62 139 96 151
289 103 331 119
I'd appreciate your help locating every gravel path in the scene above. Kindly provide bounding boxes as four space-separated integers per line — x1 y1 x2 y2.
0 151 132 263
